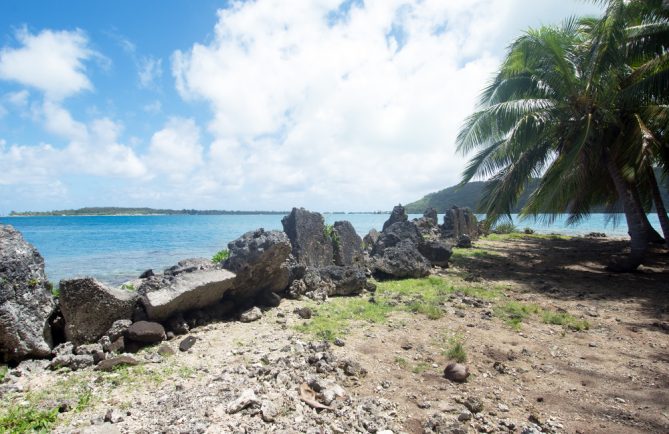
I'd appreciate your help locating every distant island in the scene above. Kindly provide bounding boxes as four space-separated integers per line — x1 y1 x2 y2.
8 207 392 217
9 207 291 216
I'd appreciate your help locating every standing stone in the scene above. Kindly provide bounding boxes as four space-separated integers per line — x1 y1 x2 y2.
423 208 438 226
332 221 364 266
441 206 479 240
382 204 408 231
0 225 56 362
281 208 334 267
59 278 138 346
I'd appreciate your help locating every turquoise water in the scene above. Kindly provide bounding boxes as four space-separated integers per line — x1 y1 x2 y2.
0 213 661 285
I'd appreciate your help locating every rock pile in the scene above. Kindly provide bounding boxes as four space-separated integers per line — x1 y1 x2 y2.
1 205 473 363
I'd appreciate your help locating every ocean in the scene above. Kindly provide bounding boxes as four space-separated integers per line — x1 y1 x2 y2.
0 213 661 286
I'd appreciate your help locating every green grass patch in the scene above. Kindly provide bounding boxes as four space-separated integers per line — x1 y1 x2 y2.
0 365 7 382
0 405 59 433
495 301 589 331
494 301 541 330
411 362 430 374
394 357 409 369
444 336 467 363
541 311 590 331
296 275 505 340
212 249 230 263
295 297 394 341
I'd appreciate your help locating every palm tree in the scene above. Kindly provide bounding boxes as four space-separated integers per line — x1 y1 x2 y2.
456 1 669 270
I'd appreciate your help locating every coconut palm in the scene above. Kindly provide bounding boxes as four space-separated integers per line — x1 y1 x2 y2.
456 1 669 270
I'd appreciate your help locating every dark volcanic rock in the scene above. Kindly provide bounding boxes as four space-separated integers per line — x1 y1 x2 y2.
362 229 379 252
281 208 334 267
423 207 438 226
418 239 452 267
0 224 56 362
139 269 154 279
372 221 422 255
332 221 364 267
441 206 478 240
382 204 408 231
59 278 138 346
126 321 165 344
164 258 214 276
224 228 292 300
319 265 367 296
372 240 431 279
179 336 197 352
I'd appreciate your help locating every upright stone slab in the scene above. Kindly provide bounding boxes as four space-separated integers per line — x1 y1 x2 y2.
60 278 138 346
0 225 56 362
382 204 408 231
441 206 479 240
281 208 334 267
332 221 364 266
142 269 236 321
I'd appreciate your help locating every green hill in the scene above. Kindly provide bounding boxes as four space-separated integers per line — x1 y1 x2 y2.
406 173 668 214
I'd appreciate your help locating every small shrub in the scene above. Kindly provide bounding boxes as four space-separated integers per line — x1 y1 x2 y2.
444 337 467 363
523 227 535 234
0 365 7 382
0 405 59 432
212 249 230 263
28 278 40 287
394 357 409 369
120 283 136 292
323 224 340 249
492 222 518 234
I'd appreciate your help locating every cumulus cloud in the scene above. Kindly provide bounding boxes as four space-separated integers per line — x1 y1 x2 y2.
147 117 203 180
171 0 600 210
0 28 95 101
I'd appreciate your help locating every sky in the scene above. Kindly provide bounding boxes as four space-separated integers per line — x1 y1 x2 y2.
0 0 603 213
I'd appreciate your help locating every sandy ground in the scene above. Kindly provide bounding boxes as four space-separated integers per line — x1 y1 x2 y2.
2 235 668 433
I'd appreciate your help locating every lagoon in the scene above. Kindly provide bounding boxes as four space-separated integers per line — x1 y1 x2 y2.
0 213 660 285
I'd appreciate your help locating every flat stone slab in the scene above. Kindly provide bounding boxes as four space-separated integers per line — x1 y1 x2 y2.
143 269 236 321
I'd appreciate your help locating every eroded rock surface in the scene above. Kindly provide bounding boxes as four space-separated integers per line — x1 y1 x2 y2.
224 229 292 300
0 224 56 362
332 221 364 267
142 269 236 321
281 208 334 267
59 278 137 346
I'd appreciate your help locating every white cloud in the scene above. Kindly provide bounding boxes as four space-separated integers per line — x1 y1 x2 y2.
173 0 600 209
138 56 163 88
147 117 203 180
0 28 95 101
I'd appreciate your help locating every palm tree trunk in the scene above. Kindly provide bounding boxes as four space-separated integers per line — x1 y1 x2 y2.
648 166 669 246
604 152 648 271
631 179 665 244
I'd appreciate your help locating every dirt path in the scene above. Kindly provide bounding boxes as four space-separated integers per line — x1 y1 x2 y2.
2 236 668 433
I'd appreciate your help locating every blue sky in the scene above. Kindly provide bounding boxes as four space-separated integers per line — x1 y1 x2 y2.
0 0 602 214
